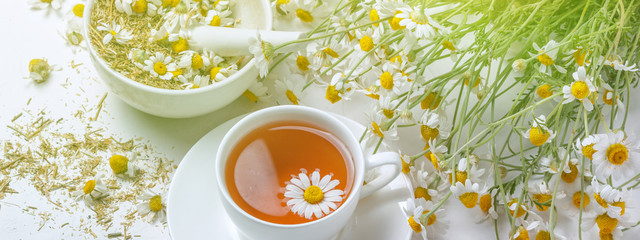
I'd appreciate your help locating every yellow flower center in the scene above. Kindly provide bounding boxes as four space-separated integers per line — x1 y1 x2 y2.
170 69 182 78
29 59 48 73
149 195 163 212
427 151 439 170
72 4 85 18
594 193 607 208
410 10 429 24
323 48 339 58
382 108 394 119
571 81 590 99
243 90 259 103
303 185 324 204
532 193 552 211
582 143 596 160
449 171 467 184
380 72 394 90
191 54 203 69
508 199 526 218
41 0 53 2
401 158 411 174
171 37 189 53
536 84 553 98
209 15 221 26
325 85 342 104
162 0 181 8
414 187 431 202
369 9 380 26
607 143 628 165
528 127 550 146
596 213 618 234
296 9 313 22
572 191 590 209
561 162 578 183
603 90 615 105
514 226 529 240
276 0 289 4
599 232 614 240
389 11 405 31
210 67 222 80
535 231 550 240
296 55 310 71
573 49 586 66
389 55 403 64
422 210 436 225
421 125 439 142
421 91 442 110
408 215 422 233
132 0 147 13
442 40 455 51
110 29 117 36
459 192 479 208
281 89 298 105
153 62 168 75
109 154 129 174
464 77 481 88
479 194 492 213
83 180 96 194
371 122 384 138
359 35 374 52
537 53 554 66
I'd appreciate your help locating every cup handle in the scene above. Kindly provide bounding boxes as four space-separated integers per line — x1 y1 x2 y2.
359 152 402 199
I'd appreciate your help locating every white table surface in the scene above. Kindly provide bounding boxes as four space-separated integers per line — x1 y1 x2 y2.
2 1 640 240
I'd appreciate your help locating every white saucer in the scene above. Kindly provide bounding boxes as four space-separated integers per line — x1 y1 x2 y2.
167 113 413 240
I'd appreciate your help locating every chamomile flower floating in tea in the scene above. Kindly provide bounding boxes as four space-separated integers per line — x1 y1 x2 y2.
284 169 344 220
72 174 108 206
137 190 167 223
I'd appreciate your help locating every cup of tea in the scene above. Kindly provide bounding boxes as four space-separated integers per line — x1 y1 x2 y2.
215 105 402 240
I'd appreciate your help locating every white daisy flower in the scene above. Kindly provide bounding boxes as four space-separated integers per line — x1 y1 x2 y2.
424 138 447 171
143 52 177 80
28 0 62 10
274 76 305 105
72 174 108 206
288 0 329 25
450 179 487 209
168 31 191 53
149 25 170 43
97 21 133 45
591 131 640 180
447 157 485 185
558 183 594 217
284 169 344 220
375 95 400 119
575 134 602 161
405 198 448 240
396 6 445 39
512 219 540 240
242 81 271 103
27 58 60 83
474 191 498 223
419 109 449 142
528 181 564 212
108 152 137 178
183 74 211 89
120 0 160 16
363 111 399 149
563 47 589 67
601 55 639 72
562 66 597 111
136 190 167 223
591 180 629 217
530 40 567 74
523 115 556 146
581 209 630 239
209 64 238 83
599 82 624 110
249 32 275 78
371 62 405 96
322 72 355 104
163 0 199 30
204 9 233 27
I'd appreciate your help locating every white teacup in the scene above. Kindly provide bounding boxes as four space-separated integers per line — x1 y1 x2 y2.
215 105 402 240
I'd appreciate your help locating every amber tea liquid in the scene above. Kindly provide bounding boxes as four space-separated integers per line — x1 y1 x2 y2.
224 121 354 224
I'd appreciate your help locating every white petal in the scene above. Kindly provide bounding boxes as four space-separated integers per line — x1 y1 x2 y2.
299 173 311 188
322 179 340 192
311 171 320 186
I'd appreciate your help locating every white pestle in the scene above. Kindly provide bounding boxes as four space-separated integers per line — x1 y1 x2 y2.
190 26 306 57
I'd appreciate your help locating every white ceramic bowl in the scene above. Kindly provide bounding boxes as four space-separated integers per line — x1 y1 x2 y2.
83 0 272 118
